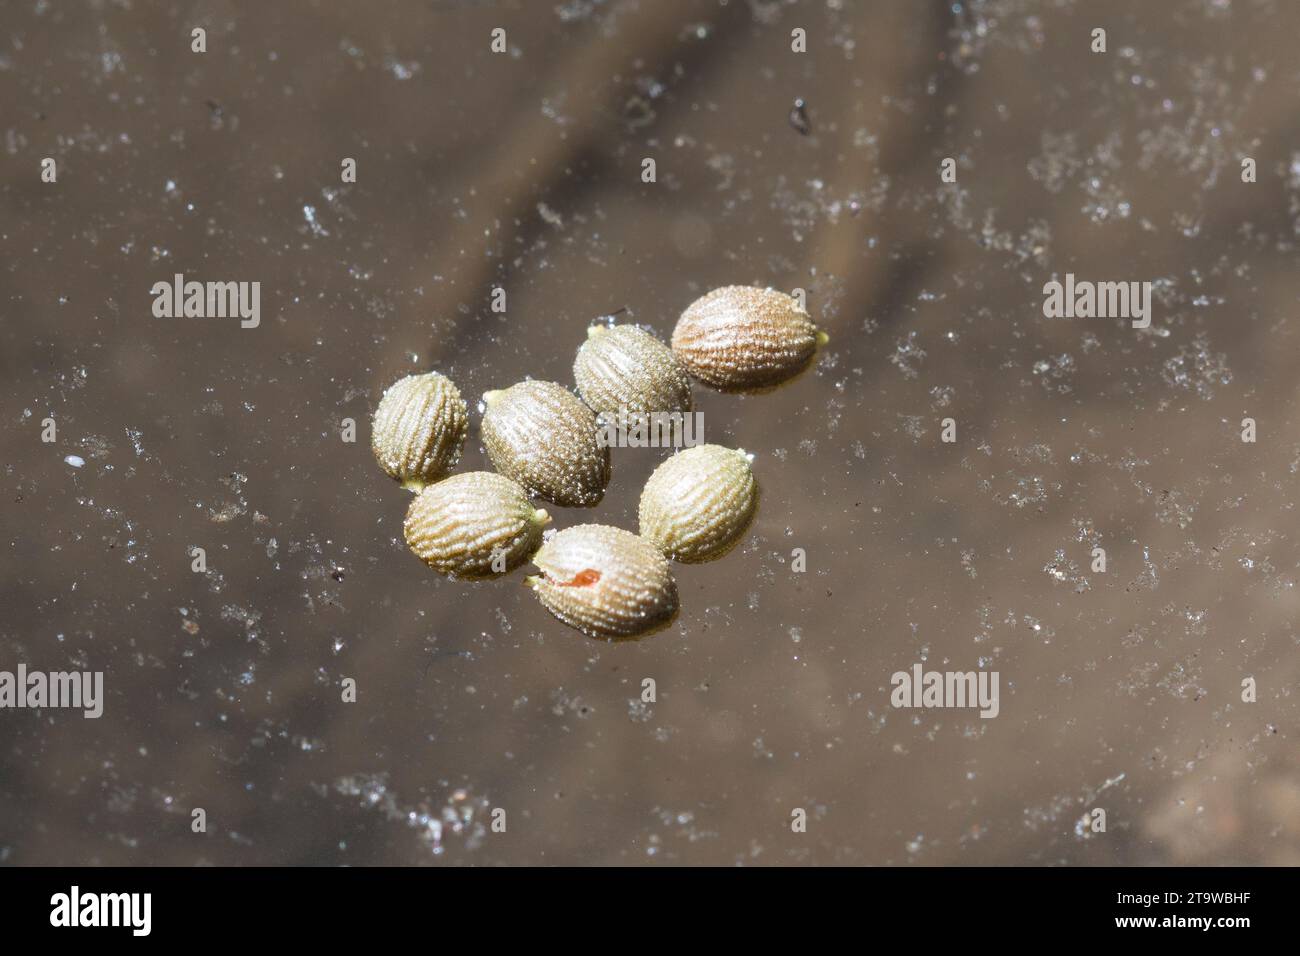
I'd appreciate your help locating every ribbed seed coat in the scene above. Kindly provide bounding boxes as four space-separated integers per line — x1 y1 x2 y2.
672 286 823 390
481 380 610 507
404 472 549 578
371 372 468 490
527 525 678 637
639 444 757 562
574 324 692 416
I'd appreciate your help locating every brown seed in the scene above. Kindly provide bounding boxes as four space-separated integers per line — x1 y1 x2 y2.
639 444 757 562
671 286 826 390
574 324 692 417
526 524 678 637
371 372 468 491
481 380 610 507
404 472 550 578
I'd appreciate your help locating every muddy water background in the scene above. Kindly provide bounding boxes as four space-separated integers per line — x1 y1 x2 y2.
3 0 1299 865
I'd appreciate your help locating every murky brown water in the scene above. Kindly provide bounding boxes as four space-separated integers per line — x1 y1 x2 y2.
2 0 1298 865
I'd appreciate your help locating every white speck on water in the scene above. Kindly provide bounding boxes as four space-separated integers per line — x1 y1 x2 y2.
64 454 85 468
385 58 419 81
303 204 329 237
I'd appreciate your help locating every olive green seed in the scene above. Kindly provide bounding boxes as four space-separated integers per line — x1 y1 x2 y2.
371 371 468 491
526 524 679 637
403 472 550 578
671 286 827 390
481 380 611 507
639 444 757 562
574 323 692 417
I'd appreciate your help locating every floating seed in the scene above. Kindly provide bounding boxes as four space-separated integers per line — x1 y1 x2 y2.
672 286 826 390
371 371 468 491
639 444 757 562
404 472 549 578
527 525 678 637
573 324 692 417
481 380 610 507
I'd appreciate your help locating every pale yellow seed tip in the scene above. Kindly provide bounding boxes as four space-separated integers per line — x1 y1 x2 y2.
815 329 830 346
483 389 502 407
533 508 551 526
586 325 607 338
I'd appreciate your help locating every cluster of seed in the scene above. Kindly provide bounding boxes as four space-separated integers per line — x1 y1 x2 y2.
370 286 824 638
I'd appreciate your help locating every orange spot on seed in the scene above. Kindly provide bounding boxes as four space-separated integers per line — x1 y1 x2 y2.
559 569 601 587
